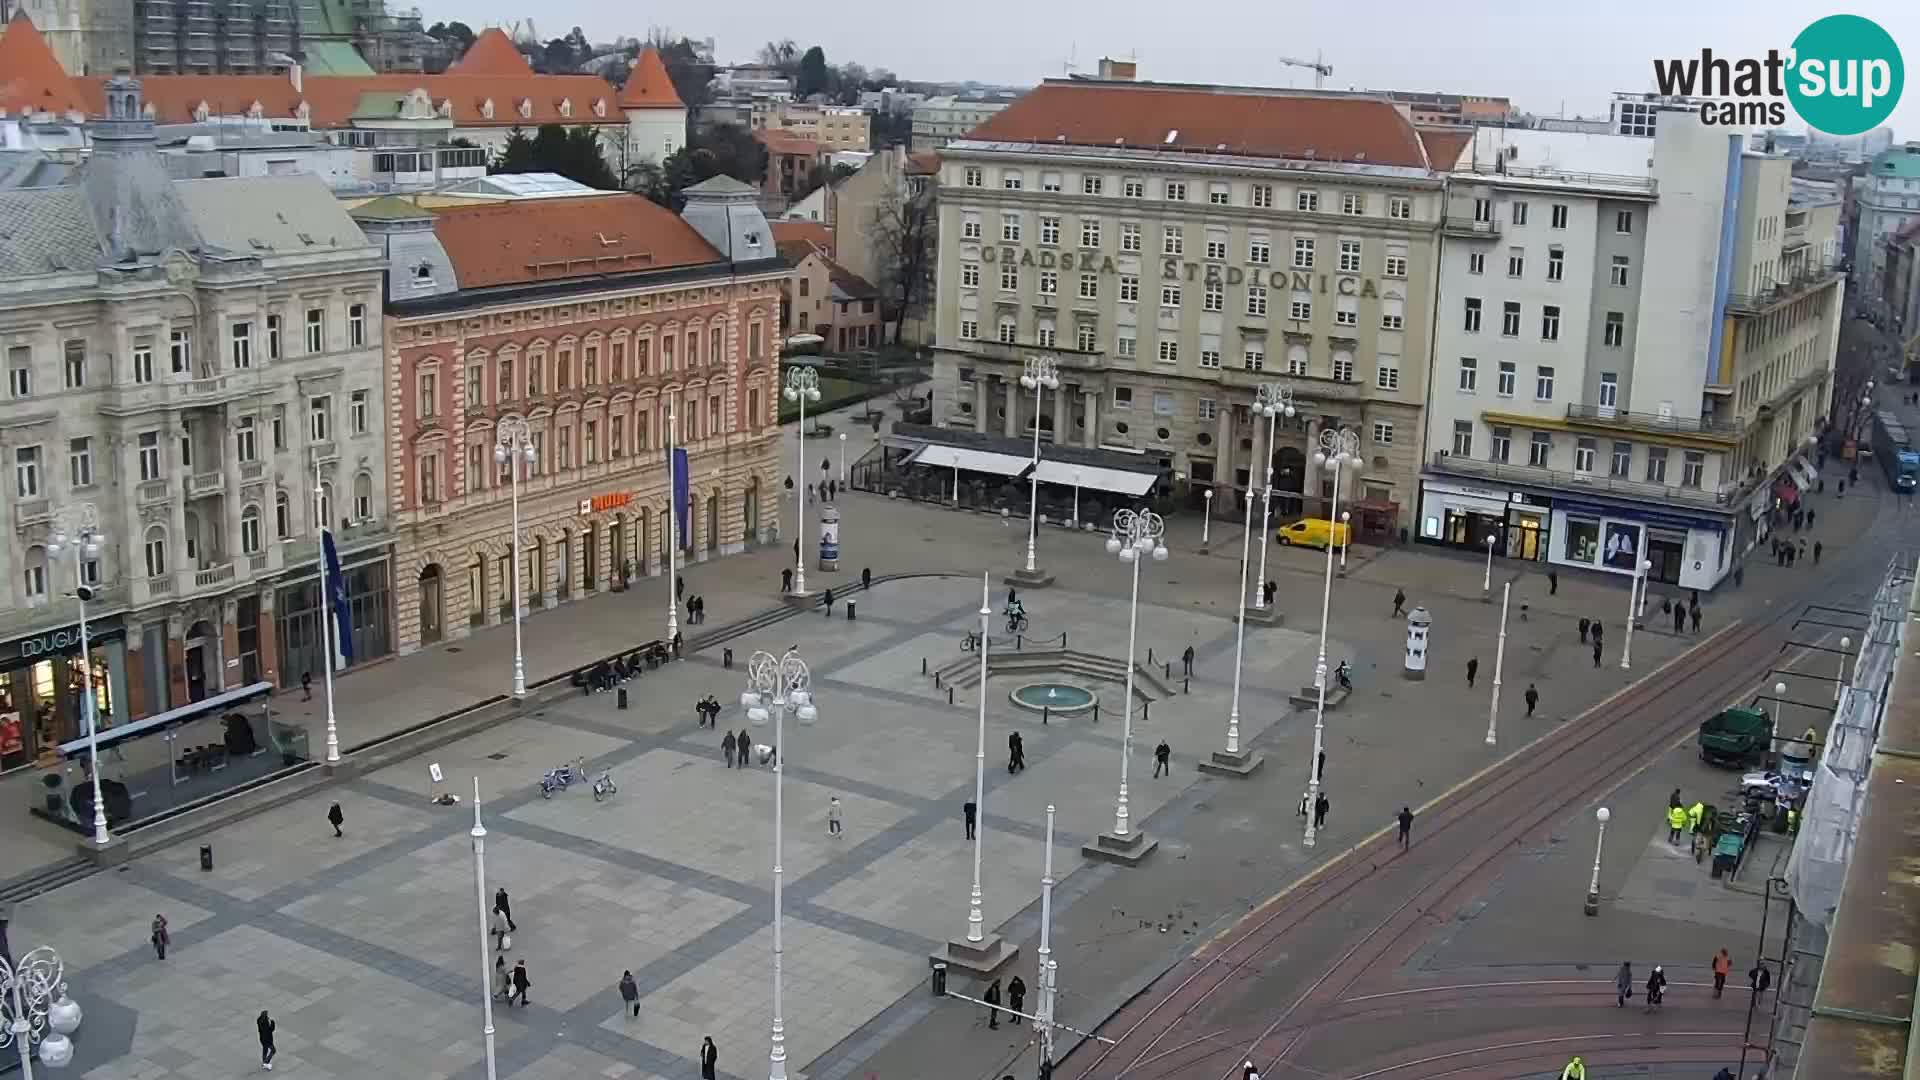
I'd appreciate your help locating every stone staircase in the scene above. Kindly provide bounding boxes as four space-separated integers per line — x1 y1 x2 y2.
930 647 1175 701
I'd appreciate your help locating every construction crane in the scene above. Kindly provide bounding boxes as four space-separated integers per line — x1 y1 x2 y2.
1278 52 1332 89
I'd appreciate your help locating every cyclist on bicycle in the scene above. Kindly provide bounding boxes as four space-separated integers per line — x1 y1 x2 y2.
1005 598 1027 633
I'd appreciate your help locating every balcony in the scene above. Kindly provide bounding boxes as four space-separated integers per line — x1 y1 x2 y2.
187 471 226 497
193 562 236 589
1441 215 1501 240
138 479 171 506
1428 452 1745 511
13 498 51 527
99 370 261 418
147 573 175 598
1727 266 1843 315
1564 404 1741 440
945 339 1106 373
1454 161 1658 197
1218 369 1369 402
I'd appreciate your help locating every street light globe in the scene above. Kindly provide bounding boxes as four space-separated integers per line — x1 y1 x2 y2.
1020 374 1036 389
1340 510 1350 523
48 992 81 1034
1774 681 1787 696
1151 544 1169 561
1641 558 1652 571
740 691 762 711
38 1031 74 1068
783 386 799 401
523 444 537 464
1596 806 1610 825
1203 490 1213 501
1842 636 1852 650
494 443 508 463
1118 545 1137 563
1105 535 1122 554
789 690 812 709
748 704 771 726
1311 450 1327 468
796 703 818 725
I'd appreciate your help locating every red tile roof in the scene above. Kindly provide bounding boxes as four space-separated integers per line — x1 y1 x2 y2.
755 128 824 158
618 46 683 110
771 220 833 258
73 72 625 128
1417 128 1474 171
430 194 724 289
969 80 1430 169
446 28 533 76
824 256 878 299
0 13 86 117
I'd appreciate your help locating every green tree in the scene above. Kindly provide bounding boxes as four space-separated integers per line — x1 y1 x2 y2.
491 124 618 190
542 38 577 72
797 45 829 97
646 123 769 209
493 127 537 173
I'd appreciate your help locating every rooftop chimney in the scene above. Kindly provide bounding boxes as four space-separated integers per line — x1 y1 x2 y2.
1097 57 1136 81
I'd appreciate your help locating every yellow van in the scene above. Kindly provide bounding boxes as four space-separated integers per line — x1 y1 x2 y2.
1275 518 1351 550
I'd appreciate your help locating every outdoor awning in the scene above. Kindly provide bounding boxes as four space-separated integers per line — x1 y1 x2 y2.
60 680 274 759
903 444 1034 478
1031 459 1157 497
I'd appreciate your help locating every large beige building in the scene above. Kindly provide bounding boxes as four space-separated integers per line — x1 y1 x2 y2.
926 77 1448 532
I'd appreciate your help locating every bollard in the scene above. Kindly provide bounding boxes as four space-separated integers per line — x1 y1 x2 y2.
948 687 955 705
922 657 928 675
847 602 857 621
1017 634 1023 651
1092 702 1100 724
1143 701 1151 722
1042 705 1050 726
724 647 734 669
934 672 942 689
199 844 214 871
618 687 629 710
1164 661 1172 678
931 962 948 997
1148 647 1155 666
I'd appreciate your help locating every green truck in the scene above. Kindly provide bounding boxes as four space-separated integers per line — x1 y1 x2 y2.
1698 706 1773 767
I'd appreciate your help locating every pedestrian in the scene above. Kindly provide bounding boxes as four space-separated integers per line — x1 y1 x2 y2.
1317 749 1326 780
493 955 509 1000
1690 603 1702 633
1787 544 1797 567
723 730 736 768
1615 961 1634 1007
1525 683 1539 717
1007 974 1027 1025
1313 792 1330 829
1735 565 1745 588
1712 947 1731 998
1560 1055 1585 1080
150 913 170 960
1392 588 1406 617
1667 803 1688 845
963 800 977 840
1592 639 1603 668
1243 1063 1261 1080
1749 963 1772 996
1182 644 1196 677
862 566 872 590
823 588 835 616
1814 541 1823 564
1297 790 1310 818
676 573 685 601
1466 657 1479 688
738 729 753 767
1673 603 1686 633
1578 617 1591 644
1009 731 1026 773
620 970 640 1017
511 959 531 1007
1154 739 1171 777
1669 787 1683 809
700 1036 718 1080
491 905 509 951
257 1010 277 1070
782 567 793 592
1548 570 1559 595
1808 509 1816 529
1396 806 1414 850
494 887 517 932
1591 621 1603 647
828 797 843 836
1644 965 1666 1011
1839 480 1846 497
301 671 312 701
1264 579 1277 607
327 801 344 838
984 978 1002 1029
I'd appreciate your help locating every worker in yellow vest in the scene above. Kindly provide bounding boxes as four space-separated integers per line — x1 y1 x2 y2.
1666 803 1688 844
1687 801 1705 832
1787 805 1800 834
1561 1055 1586 1080
1803 726 1820 750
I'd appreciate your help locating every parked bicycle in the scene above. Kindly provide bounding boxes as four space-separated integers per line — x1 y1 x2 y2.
538 756 587 799
591 769 619 802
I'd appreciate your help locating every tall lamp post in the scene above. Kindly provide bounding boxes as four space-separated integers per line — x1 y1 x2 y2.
1583 806 1611 916
1481 533 1497 598
1071 468 1083 530
1304 428 1360 849
1210 465 1264 776
1019 356 1060 578
1338 509 1351 574
1485 581 1510 746
665 400 678 643
1620 558 1651 670
493 419 536 697
0 946 82 1076
1200 489 1213 547
837 431 848 487
1835 636 1852 703
1250 384 1296 610
784 368 821 595
741 648 818 1080
1035 803 1059 1078
1772 681 1788 740
966 574 991 942
310 455 341 762
1103 509 1167 849
47 505 109 847
468 779 498 1080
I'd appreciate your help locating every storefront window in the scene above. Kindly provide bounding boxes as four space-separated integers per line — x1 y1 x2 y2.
0 638 122 773
1566 518 1601 564
275 560 392 691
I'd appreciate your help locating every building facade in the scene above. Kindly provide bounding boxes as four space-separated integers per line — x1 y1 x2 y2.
0 76 391 771
910 94 1012 152
927 78 1445 531
1420 120 1842 590
1851 144 1920 290
355 178 786 655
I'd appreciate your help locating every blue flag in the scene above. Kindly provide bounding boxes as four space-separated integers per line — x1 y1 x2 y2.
322 529 354 667
672 448 690 548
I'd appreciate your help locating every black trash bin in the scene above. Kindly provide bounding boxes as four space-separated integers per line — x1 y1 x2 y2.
930 962 948 997
199 844 213 871
847 602 857 621
618 687 629 710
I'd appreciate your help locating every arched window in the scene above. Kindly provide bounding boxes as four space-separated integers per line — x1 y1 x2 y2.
275 490 291 538
240 504 262 554
353 471 373 521
144 526 168 578
22 545 48 604
317 481 334 529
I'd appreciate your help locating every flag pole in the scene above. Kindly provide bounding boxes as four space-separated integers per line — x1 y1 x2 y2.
314 453 340 765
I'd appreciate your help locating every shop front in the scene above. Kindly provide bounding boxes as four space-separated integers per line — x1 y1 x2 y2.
0 616 130 775
1417 480 1513 554
1547 499 1732 590
1504 494 1554 562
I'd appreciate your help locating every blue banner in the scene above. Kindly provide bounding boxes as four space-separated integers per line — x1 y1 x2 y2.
672 448 690 547
322 530 354 667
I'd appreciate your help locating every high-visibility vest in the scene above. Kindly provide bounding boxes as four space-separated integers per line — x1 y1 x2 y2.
1562 1059 1586 1080
1668 806 1688 830
1688 802 1705 830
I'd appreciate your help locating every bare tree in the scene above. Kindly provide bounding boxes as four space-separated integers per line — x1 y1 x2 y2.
867 183 937 346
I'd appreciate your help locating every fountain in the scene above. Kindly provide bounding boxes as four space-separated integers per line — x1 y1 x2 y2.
1009 682 1097 715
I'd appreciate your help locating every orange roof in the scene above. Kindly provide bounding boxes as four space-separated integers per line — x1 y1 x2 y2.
618 46 683 110
73 72 625 128
905 151 940 175
970 81 1430 169
431 194 724 289
0 13 86 117
1417 127 1473 171
771 220 833 258
446 28 532 76
755 128 823 158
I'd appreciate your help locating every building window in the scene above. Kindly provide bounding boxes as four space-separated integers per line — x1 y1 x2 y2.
1381 301 1404 330
498 357 515 400
1123 177 1145 198
416 373 436 420
1249 236 1271 264
1113 386 1133 410
964 166 982 187
1464 298 1482 332
1473 198 1492 223
1528 431 1551 467
1511 201 1529 226
1121 223 1141 252
67 436 93 488
266 314 282 359
1497 360 1516 396
1541 305 1561 341
1207 182 1229 206
1332 353 1354 381
170 328 192 373
144 526 167 578
1206 233 1227 261
1575 437 1596 472
13 446 38 497
1199 348 1220 369
1645 446 1668 483
1376 355 1400 390
1199 397 1218 419
1079 273 1099 300
420 454 441 502
1293 237 1315 268
1243 343 1265 371
1037 322 1056 347
1603 312 1625 348
1164 180 1186 201
1041 173 1062 193
310 395 332 442
1490 426 1511 463
1286 349 1308 376
1599 373 1620 409
1551 203 1569 229
1152 391 1175 416
230 322 252 369
1039 271 1058 297
466 365 485 408
1162 226 1184 256
305 308 324 353
1335 301 1358 327
1468 252 1485 275
1535 365 1555 400
1507 248 1525 277
275 490 291 538
351 389 369 434
1288 295 1312 321
1252 184 1274 208
1204 281 1224 312
1115 332 1136 358
7 348 30 398
1338 239 1362 273
1161 285 1181 310
1002 214 1022 242
960 319 978 339
1000 265 1019 291
1452 420 1473 456
235 417 257 463
1119 275 1139 302
1458 356 1479 392
1341 192 1365 215
1546 249 1564 281
1246 285 1268 316
241 505 262 555
961 216 982 241
1040 216 1060 245
1082 174 1104 195
1384 254 1407 278
138 431 161 480
998 317 1017 344
1682 450 1705 488
1611 441 1631 477
1297 190 1319 212
63 340 85 388
1615 210 1633 234
1501 302 1521 337
1610 255 1630 287
1372 421 1394 445
1002 170 1023 190
1076 323 1098 351
1157 339 1179 364
1389 196 1412 220
961 263 979 288
354 472 372 519
1080 219 1101 248
132 341 155 384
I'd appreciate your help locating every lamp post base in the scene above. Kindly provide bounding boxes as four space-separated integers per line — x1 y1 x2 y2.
1002 567 1056 589
1237 606 1285 628
778 590 820 609
930 934 1017 977
1199 749 1265 779
1082 829 1159 867
1584 891 1600 917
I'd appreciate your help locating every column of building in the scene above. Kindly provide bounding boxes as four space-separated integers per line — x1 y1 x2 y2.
974 378 989 433
222 402 244 569
1003 378 1018 438
1215 404 1234 514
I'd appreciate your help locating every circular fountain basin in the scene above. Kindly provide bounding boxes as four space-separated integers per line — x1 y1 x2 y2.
1009 682 1097 715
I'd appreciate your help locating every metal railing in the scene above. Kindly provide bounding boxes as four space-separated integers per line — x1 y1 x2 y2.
1727 267 1843 314
1565 403 1742 437
1457 160 1658 193
1440 215 1500 238
194 562 236 588
1428 451 1744 508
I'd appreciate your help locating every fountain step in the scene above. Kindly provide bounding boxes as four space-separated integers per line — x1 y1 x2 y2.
1082 828 1159 867
1286 685 1350 710
934 648 1176 700
1198 749 1266 778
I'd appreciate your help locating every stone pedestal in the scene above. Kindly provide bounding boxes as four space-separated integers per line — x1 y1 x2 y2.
1238 605 1284 627
1199 748 1265 778
779 591 818 610
1003 567 1056 589
1584 890 1600 917
931 934 1017 977
1082 828 1158 866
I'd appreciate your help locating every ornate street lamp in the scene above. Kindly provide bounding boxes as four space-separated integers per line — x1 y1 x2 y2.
47 505 108 847
493 419 537 697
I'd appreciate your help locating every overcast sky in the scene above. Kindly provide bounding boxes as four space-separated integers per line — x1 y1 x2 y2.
433 0 1918 140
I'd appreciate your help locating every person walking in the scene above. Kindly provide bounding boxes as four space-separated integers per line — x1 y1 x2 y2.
1712 948 1732 998
700 1036 718 1080
984 978 1002 1029
1592 639 1603 668
1644 965 1667 1012
494 887 517 932
1525 683 1540 718
493 955 509 1000
1009 732 1026 773
1154 740 1172 778
1242 1063 1261 1080
1396 806 1414 850
1560 1055 1586 1080
723 730 737 768
676 573 685 601
1392 588 1406 617
150 913 170 960
257 1010 277 1071
619 970 640 1017
822 588 835 616
1264 580 1278 607
1578 617 1591 644
738 728 753 768
327 801 344 838
1690 602 1702 634
1182 645 1196 677
827 797 843 836
1297 790 1310 818
490 905 509 951
1548 570 1559 595
862 567 872 590
1749 963 1772 997
301 671 312 702
1814 540 1824 564
1317 749 1326 780
1313 792 1330 830
1591 621 1604 648
963 800 977 840
1615 961 1634 1007
1466 657 1479 689
1673 602 1686 634
1667 803 1688 845
1807 509 1816 529
511 959 531 1007
1007 974 1027 1025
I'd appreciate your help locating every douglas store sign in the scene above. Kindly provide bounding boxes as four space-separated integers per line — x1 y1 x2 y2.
15 620 121 662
